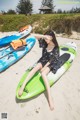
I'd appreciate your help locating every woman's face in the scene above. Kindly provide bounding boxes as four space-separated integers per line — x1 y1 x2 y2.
44 35 53 44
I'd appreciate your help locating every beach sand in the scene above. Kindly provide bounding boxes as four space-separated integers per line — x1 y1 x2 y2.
0 32 80 120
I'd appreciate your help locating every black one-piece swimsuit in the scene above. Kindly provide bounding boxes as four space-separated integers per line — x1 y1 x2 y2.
38 39 60 74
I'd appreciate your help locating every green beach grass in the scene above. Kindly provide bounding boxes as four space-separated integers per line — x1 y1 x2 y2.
0 14 80 34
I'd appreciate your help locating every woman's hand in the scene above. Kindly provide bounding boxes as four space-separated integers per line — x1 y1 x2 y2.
44 35 52 41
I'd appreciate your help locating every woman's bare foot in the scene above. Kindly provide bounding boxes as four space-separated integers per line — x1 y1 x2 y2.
49 101 54 111
49 97 54 111
18 87 24 96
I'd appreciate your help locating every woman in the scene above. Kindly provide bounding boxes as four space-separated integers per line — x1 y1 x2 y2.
18 30 59 110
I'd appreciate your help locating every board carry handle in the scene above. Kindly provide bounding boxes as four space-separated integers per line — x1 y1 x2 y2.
19 25 30 32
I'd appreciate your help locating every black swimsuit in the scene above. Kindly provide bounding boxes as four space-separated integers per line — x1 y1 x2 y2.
38 39 60 74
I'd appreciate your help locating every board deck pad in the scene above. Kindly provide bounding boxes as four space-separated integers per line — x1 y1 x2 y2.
51 53 70 74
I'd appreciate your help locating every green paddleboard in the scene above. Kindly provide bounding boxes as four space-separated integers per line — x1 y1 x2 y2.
16 42 77 100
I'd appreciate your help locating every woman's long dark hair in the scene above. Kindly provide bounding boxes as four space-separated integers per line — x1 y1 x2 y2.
44 30 59 58
39 30 59 48
38 30 59 57
44 30 59 48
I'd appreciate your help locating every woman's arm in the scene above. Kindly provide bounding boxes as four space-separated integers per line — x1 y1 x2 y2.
31 33 52 41
31 33 46 40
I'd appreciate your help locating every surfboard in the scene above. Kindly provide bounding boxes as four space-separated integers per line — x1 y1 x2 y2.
16 42 77 100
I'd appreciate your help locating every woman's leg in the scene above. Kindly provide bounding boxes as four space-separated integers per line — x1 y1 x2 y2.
40 61 50 72
41 67 54 111
18 63 42 96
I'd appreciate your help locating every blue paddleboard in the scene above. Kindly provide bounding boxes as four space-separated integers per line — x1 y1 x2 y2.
0 25 32 46
0 36 36 72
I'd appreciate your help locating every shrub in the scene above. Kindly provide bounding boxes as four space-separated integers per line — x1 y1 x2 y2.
0 14 80 35
72 17 80 32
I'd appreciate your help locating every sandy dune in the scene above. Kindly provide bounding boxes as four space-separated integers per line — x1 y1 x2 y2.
0 32 80 120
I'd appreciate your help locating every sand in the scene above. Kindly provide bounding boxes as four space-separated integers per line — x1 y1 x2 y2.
0 32 80 120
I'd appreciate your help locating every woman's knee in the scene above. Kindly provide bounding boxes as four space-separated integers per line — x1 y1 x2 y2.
41 71 46 77
41 67 50 76
31 63 42 74
35 63 42 70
